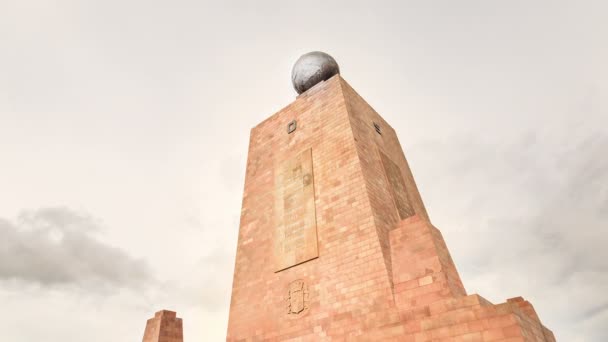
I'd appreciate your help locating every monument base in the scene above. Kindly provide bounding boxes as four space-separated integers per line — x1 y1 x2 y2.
363 215 556 341
364 294 555 341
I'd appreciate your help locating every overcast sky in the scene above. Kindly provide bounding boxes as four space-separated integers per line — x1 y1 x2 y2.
1 1 607 341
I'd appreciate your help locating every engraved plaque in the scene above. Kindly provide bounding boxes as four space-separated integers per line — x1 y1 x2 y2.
286 279 309 316
379 150 415 219
274 148 318 272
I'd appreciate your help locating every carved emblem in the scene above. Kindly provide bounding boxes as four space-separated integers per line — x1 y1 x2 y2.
286 280 309 316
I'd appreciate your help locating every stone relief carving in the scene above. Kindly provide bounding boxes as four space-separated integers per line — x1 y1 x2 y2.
286 279 309 316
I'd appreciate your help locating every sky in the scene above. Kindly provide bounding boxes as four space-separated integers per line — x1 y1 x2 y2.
0 0 606 341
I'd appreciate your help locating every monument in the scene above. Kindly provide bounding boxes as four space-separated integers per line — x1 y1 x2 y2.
226 51 555 341
142 310 183 342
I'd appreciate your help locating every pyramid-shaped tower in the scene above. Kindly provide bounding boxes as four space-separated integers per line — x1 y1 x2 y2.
227 56 555 341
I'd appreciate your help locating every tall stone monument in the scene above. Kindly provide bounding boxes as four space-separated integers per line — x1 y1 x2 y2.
142 310 183 342
227 52 555 341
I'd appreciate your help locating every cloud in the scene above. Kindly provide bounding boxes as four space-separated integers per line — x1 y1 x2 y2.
193 248 235 310
0 207 153 292
412 127 608 341
156 248 234 312
168 212 238 312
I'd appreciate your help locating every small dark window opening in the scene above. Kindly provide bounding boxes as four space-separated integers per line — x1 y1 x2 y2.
287 120 297 134
373 122 382 135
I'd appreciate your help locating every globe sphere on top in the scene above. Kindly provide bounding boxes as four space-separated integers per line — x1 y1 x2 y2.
291 51 340 94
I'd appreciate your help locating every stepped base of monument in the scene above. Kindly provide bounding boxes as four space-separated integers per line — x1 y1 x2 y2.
363 294 555 341
357 215 556 341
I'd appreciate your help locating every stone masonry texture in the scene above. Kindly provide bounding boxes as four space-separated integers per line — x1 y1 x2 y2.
142 310 183 342
226 74 555 341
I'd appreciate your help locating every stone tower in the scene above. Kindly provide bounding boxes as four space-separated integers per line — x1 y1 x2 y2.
226 66 555 340
142 310 183 342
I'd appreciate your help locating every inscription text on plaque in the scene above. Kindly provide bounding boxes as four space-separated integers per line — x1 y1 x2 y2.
274 148 318 272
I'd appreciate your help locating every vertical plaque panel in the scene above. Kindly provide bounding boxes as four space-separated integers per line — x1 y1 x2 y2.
274 148 318 272
379 150 415 219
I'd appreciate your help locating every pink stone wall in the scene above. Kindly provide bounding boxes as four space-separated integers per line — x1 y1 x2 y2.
142 310 183 342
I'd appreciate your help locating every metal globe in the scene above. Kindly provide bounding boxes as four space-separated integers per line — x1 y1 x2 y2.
291 51 340 94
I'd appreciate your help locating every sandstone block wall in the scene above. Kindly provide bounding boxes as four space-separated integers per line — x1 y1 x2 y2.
142 310 183 342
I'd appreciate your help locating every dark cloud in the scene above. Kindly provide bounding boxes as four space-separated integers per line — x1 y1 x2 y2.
0 207 153 292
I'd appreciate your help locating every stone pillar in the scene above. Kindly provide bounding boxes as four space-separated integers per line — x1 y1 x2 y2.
142 310 183 342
